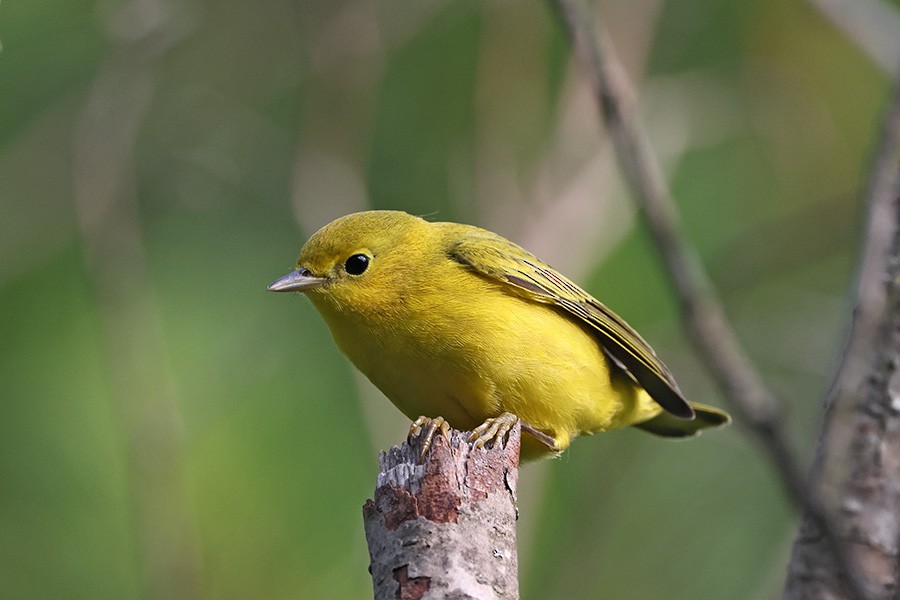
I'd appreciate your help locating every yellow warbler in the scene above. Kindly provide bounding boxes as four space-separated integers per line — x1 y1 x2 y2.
269 210 729 459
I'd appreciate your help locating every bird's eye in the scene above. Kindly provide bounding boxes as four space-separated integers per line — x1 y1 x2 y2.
344 254 370 275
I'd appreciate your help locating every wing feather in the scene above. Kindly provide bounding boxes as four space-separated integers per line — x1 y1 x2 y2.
447 229 695 420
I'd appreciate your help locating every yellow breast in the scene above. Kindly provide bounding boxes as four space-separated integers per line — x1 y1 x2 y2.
310 257 662 457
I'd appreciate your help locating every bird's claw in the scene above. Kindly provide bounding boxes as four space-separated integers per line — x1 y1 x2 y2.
468 412 519 450
408 416 451 462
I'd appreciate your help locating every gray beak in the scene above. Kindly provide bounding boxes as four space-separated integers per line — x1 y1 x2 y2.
267 268 329 292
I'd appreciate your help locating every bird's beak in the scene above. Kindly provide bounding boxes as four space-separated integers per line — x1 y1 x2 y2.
267 268 329 292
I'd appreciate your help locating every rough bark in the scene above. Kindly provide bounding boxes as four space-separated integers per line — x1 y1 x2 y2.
363 425 520 600
783 80 900 600
551 1 900 596
783 205 900 599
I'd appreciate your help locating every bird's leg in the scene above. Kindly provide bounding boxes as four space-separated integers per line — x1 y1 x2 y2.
469 413 559 451
408 415 451 462
468 412 520 449
520 422 558 450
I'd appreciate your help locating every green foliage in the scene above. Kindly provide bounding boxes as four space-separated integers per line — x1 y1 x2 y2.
368 2 481 219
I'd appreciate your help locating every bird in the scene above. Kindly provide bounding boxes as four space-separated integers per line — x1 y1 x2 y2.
268 210 729 460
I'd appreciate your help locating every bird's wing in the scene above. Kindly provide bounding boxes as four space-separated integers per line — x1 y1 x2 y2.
447 229 695 420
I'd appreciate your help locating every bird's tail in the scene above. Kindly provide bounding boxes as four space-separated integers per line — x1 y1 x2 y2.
633 402 731 438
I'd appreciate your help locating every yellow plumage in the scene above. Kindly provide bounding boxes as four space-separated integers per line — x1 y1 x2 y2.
269 210 729 459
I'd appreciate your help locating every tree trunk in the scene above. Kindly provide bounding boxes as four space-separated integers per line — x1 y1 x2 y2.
783 82 900 600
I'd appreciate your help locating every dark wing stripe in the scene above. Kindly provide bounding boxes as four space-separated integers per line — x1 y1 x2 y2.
527 264 677 386
448 232 694 420
506 274 550 295
555 298 693 418
558 297 677 388
541 268 583 297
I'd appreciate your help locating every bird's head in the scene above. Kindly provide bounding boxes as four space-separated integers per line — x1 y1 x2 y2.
268 210 429 316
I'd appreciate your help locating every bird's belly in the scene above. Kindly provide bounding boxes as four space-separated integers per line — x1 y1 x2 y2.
348 294 658 438
319 289 661 449
368 353 498 430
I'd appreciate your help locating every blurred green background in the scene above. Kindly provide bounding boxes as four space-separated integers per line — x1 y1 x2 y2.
1 0 894 598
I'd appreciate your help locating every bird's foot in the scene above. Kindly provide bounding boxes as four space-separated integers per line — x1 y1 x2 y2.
408 415 451 462
468 412 519 450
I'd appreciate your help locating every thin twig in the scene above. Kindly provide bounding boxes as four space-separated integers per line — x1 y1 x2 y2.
548 1 873 599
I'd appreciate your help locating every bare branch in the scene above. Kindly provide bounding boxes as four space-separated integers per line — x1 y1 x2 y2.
363 425 520 599
785 75 900 600
548 1 874 599
824 77 900 439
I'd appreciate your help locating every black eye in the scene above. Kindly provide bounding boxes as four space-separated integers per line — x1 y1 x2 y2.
344 254 370 275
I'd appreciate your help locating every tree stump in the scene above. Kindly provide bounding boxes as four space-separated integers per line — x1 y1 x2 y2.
362 424 521 600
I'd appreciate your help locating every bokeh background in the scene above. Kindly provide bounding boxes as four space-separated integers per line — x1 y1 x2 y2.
1 0 896 598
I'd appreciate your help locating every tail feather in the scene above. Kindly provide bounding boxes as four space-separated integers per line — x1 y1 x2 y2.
634 402 730 438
